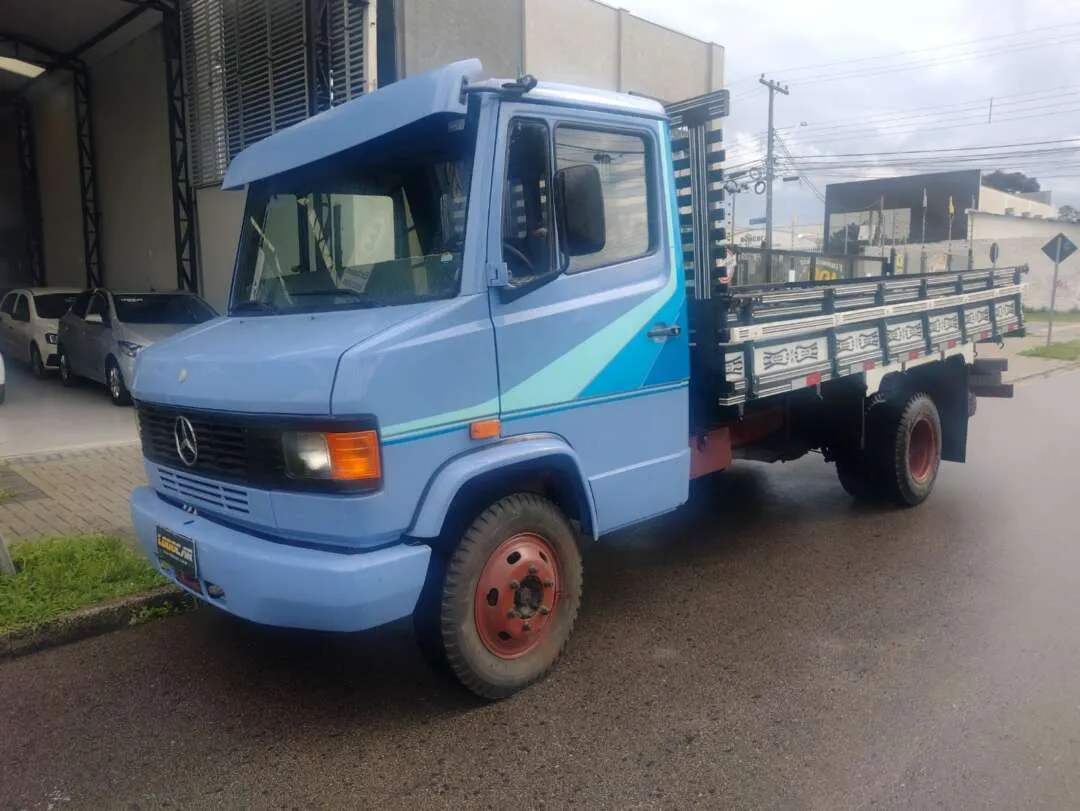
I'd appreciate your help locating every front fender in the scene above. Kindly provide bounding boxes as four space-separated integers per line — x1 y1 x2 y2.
407 434 599 540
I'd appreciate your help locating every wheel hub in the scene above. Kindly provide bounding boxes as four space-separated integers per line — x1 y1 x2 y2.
907 415 938 483
474 532 559 659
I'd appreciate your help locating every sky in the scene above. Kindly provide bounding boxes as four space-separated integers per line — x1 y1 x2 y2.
616 0 1080 227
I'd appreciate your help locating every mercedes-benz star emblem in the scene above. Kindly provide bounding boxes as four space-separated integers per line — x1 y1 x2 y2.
174 416 198 467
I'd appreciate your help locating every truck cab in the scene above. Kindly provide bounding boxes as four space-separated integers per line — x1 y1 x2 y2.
130 59 696 697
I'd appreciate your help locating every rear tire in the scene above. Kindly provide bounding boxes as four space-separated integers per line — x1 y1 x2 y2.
57 347 75 387
872 392 942 508
414 493 583 701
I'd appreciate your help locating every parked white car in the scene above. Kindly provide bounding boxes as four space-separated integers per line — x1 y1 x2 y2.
0 287 81 378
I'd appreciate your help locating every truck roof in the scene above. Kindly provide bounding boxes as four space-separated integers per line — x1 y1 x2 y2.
222 59 667 191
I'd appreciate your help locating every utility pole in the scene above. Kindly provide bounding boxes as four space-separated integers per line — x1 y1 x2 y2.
759 75 789 278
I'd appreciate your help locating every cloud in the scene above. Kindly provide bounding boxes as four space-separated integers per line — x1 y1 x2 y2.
617 0 1080 224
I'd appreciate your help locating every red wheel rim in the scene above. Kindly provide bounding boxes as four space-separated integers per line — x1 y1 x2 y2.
908 416 938 483
474 533 560 659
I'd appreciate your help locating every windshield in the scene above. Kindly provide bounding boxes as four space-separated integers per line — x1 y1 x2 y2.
34 293 78 320
114 294 217 325
230 120 474 315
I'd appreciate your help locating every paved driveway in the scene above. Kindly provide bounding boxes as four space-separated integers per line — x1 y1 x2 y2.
0 362 137 459
2 370 1079 809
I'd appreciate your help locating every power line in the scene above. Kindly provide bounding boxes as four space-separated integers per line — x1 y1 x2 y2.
774 105 1080 151
789 34 1080 87
724 21 1080 86
785 137 1080 159
772 84 1080 137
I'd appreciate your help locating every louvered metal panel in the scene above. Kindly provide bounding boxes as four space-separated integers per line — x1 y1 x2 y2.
180 0 372 188
328 0 368 105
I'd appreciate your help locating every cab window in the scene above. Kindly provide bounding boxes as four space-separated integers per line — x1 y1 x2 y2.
501 118 553 285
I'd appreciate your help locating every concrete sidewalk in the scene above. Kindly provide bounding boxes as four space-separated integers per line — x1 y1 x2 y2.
978 321 1080 382
1 324 1076 543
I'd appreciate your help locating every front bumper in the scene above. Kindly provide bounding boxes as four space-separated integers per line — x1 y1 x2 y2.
130 487 431 632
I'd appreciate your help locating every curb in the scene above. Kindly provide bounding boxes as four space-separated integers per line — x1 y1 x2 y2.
0 440 141 466
0 585 196 661
1010 360 1080 384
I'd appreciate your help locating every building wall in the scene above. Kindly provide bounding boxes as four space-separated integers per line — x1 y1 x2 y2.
0 109 25 286
0 109 20 230
195 187 245 311
29 74 84 289
91 26 176 293
979 185 1056 219
399 0 524 78
522 0 723 99
523 0 619 88
885 213 1080 310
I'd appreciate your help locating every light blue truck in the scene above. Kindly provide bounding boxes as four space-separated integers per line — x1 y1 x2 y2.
129 60 1023 699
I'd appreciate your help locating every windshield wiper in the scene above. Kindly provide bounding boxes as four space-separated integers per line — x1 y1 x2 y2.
288 289 384 308
231 300 280 314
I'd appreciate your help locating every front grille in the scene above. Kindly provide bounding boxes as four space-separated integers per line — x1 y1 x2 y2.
158 468 251 514
136 404 284 483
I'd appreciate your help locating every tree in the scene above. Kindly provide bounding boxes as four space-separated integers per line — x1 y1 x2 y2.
1058 204 1080 223
983 170 1041 194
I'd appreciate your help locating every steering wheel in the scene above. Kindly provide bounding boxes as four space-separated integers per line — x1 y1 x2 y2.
502 243 535 276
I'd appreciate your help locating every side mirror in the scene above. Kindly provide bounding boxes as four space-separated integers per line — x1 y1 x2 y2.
555 164 606 257
85 313 103 325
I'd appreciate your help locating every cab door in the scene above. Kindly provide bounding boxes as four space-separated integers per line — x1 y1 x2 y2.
486 104 690 534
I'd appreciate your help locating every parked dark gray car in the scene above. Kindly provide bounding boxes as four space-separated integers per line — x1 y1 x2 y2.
57 288 217 405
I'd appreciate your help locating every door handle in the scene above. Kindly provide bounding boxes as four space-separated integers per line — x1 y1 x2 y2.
647 323 682 339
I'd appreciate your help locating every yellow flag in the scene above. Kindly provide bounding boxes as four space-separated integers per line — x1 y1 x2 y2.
948 196 955 216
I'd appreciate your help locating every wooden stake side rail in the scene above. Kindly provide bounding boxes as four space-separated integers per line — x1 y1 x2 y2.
688 266 1027 407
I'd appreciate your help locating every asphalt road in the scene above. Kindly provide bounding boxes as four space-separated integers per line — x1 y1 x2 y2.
3 370 1080 810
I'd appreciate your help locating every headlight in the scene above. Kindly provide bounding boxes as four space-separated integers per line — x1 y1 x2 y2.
117 341 142 358
45 333 58 345
282 430 381 484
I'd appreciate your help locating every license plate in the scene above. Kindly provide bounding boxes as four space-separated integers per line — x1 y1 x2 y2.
156 527 199 590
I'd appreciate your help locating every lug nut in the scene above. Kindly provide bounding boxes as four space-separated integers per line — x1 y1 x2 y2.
510 580 520 590
543 580 554 588
539 606 550 615
528 564 538 574
507 609 518 619
522 622 531 631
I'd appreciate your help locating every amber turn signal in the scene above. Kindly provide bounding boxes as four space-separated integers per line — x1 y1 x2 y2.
326 431 381 480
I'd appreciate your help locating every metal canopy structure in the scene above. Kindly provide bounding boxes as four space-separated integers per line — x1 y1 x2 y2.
0 0 199 291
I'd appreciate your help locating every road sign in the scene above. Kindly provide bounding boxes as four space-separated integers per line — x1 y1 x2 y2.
1042 233 1077 264
748 216 767 225
1042 233 1078 346
989 242 1000 265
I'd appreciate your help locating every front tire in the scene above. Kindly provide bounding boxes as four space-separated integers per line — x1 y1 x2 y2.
57 347 75 387
106 358 132 406
30 344 46 379
415 494 583 701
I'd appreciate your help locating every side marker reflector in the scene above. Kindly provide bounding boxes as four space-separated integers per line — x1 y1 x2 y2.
470 419 501 440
